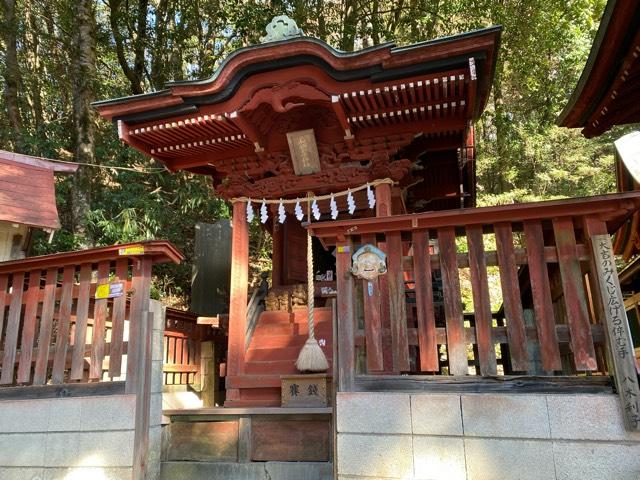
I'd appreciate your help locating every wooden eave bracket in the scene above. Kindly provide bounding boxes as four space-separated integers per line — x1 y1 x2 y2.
229 111 266 158
331 95 355 149
117 120 158 161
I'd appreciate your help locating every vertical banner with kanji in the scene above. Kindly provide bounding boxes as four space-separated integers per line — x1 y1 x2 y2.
592 234 640 431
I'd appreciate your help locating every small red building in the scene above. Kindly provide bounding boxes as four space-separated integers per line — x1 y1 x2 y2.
0 150 77 261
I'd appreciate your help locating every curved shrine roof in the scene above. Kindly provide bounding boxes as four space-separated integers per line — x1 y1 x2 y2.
557 0 640 137
95 26 501 203
96 27 501 123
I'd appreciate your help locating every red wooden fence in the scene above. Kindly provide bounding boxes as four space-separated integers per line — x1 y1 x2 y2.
163 308 211 386
0 241 182 387
310 193 640 390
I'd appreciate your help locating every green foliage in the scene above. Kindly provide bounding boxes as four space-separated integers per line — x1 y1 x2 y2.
0 0 629 307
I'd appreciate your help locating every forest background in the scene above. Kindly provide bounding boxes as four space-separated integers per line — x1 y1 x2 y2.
0 0 634 307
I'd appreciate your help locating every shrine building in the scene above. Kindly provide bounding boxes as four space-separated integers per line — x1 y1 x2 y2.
87 12 640 480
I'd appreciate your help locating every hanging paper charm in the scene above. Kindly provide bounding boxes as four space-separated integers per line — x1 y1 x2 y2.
312 198 321 220
278 200 286 224
347 190 356 215
367 184 376 209
260 200 268 224
330 195 338 220
294 200 304 221
246 200 255 223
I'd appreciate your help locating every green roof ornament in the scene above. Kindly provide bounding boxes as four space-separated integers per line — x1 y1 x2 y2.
260 15 304 43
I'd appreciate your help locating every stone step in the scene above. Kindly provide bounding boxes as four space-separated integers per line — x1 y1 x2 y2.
161 461 333 480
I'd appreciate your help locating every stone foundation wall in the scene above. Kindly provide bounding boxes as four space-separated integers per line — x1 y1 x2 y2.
0 394 136 480
336 392 640 480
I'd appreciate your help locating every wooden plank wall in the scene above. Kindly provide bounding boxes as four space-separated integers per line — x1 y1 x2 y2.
348 216 606 379
163 317 203 385
0 259 139 386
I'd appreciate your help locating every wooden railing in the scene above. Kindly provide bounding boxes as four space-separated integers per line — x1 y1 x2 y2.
0 241 182 390
310 193 640 394
245 271 269 350
163 307 224 386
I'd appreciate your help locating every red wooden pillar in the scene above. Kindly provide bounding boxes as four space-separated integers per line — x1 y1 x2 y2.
375 183 395 372
391 186 405 215
226 201 249 403
375 183 392 217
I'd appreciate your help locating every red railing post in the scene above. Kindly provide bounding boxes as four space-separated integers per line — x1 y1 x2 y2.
336 240 355 392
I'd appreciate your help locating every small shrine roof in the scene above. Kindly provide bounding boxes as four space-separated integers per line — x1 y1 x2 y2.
0 151 77 230
557 0 640 137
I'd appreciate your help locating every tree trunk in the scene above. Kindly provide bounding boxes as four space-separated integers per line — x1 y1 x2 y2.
340 0 358 51
1 0 24 151
25 0 44 131
371 0 381 44
317 0 327 41
150 0 168 89
108 0 144 94
168 5 184 80
70 0 97 244
134 0 149 85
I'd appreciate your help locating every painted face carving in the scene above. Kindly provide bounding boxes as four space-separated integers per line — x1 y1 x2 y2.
351 245 387 281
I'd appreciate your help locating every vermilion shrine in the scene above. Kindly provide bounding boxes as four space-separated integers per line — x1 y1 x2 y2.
0 7 631 478
95 22 502 407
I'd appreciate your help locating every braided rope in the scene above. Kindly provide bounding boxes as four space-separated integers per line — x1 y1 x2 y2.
230 177 394 204
307 225 315 340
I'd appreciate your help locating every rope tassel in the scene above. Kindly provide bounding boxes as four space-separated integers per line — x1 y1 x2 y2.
295 227 329 373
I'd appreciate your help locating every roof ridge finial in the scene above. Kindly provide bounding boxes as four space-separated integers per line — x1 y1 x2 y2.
260 15 303 43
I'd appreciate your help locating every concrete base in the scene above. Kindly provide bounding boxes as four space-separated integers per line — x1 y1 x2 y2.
162 389 203 411
160 461 333 480
0 394 137 479
336 392 640 480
